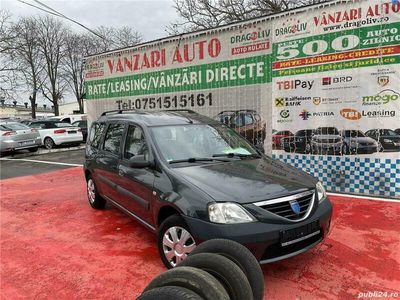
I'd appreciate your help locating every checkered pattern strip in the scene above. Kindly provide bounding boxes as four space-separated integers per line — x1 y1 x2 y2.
272 154 400 199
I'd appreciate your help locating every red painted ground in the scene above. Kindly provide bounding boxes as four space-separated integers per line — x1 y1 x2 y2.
1 167 399 300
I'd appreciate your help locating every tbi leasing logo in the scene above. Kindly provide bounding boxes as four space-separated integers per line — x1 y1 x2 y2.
340 108 362 120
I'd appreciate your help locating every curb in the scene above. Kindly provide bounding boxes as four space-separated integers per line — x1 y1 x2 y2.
7 145 86 159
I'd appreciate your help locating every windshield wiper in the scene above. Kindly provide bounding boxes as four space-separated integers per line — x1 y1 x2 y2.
169 157 231 164
212 153 261 159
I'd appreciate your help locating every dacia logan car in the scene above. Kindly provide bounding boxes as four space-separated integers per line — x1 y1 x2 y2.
84 110 332 268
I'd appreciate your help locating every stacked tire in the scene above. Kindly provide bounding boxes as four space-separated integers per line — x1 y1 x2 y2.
138 239 265 300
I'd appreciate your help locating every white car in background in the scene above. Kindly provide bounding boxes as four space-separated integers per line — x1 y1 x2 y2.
29 120 83 149
49 114 86 124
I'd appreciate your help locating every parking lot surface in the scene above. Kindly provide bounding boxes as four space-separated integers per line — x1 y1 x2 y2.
0 149 84 179
1 166 399 299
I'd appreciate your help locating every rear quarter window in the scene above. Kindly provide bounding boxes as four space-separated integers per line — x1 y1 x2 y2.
88 123 106 149
103 123 125 155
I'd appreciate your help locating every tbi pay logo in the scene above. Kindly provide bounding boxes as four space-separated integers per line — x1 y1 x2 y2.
277 80 314 90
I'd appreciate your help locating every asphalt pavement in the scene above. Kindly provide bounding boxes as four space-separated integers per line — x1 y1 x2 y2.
0 148 85 179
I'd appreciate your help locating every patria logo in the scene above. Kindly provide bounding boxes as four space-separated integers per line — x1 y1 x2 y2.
231 26 271 44
362 89 399 105
299 110 311 120
276 18 307 36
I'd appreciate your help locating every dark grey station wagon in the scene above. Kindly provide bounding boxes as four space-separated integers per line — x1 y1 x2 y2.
84 110 332 268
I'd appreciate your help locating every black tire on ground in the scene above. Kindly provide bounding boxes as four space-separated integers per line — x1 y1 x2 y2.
137 286 203 300
190 239 264 300
157 214 196 269
178 253 252 300
86 175 106 209
28 147 39 153
43 137 55 149
143 266 229 300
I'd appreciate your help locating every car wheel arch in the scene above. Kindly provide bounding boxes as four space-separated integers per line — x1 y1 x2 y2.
157 205 182 227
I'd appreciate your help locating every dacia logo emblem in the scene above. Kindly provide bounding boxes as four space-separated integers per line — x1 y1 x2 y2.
289 200 301 214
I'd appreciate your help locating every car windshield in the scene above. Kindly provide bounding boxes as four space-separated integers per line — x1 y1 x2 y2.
0 122 30 130
343 130 365 138
151 124 257 163
316 127 339 135
380 129 397 136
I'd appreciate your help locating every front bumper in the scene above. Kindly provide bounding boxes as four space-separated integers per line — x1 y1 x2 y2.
183 198 332 263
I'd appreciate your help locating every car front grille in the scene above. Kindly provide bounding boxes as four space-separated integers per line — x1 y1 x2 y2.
254 190 315 221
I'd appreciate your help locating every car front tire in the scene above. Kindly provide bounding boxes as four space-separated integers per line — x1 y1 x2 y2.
158 214 196 269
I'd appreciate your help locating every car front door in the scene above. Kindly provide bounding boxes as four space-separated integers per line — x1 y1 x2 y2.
95 122 126 202
117 124 155 226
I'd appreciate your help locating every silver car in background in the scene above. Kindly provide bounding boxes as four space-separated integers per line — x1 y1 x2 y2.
0 122 42 154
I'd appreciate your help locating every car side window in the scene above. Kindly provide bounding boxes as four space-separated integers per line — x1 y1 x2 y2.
89 123 106 149
30 123 44 129
103 123 125 155
124 125 147 159
243 114 253 125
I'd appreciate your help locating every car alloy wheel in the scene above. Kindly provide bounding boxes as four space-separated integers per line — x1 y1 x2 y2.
162 226 196 267
87 179 96 204
44 137 55 149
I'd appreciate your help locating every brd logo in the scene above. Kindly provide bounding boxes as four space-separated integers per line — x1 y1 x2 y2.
340 108 361 120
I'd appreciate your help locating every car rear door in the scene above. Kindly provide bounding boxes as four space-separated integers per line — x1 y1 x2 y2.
95 122 126 202
116 124 155 225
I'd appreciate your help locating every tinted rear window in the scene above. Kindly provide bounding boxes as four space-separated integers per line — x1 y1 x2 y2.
88 123 106 149
103 123 125 155
1 122 30 130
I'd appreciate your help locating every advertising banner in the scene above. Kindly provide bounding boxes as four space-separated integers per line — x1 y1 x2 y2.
84 0 400 199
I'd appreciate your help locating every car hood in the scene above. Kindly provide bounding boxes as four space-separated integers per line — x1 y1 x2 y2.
345 137 376 143
171 158 317 204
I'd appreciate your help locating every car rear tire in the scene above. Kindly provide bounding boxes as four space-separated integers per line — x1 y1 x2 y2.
44 137 55 149
28 147 38 153
137 286 203 300
190 239 264 300
86 175 106 209
142 266 229 300
158 214 196 269
178 253 252 300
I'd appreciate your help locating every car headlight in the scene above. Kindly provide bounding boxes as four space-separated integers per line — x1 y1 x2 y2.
316 182 327 203
383 139 393 143
208 202 255 224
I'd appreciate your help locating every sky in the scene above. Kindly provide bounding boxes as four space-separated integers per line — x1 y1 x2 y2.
2 0 179 41
2 0 181 105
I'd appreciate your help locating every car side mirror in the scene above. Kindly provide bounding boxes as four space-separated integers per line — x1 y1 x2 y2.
129 155 152 169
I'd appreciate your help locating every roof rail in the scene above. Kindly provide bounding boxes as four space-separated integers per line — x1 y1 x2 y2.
100 109 137 116
163 109 196 113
